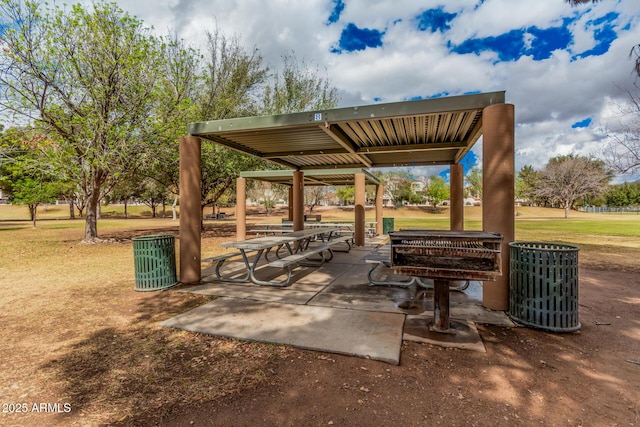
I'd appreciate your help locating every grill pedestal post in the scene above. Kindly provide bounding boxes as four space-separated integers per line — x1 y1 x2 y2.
432 280 452 333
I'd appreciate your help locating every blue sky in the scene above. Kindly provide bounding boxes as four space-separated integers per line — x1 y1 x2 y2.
113 0 639 181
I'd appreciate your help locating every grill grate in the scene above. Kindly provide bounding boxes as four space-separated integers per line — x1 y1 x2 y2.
389 230 503 281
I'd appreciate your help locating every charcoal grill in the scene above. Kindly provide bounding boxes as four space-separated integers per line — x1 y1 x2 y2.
390 230 503 333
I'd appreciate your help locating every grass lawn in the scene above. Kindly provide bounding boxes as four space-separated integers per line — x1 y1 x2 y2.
1 203 639 425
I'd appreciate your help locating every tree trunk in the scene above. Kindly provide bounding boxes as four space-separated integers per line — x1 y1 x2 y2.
564 205 570 218
69 200 75 219
172 196 177 221
123 197 128 218
84 186 100 241
29 204 37 228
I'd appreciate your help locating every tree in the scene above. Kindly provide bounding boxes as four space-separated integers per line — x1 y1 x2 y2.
143 33 201 221
137 178 170 218
0 129 63 226
605 182 640 207
305 186 330 213
336 186 354 205
246 180 287 215
262 54 339 115
516 165 540 205
534 155 610 218
465 167 483 198
382 171 415 206
602 89 640 175
189 28 271 228
0 1 163 241
423 176 449 211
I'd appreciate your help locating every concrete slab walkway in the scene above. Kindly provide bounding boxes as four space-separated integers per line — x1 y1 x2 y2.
163 242 515 364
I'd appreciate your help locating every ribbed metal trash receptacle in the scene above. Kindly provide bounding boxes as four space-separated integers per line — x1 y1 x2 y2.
509 242 580 332
382 217 394 235
133 234 178 291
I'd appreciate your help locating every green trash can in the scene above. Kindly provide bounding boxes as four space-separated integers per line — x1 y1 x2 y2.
133 234 178 291
508 242 580 332
382 217 394 235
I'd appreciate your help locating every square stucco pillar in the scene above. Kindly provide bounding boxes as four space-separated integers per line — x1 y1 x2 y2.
179 136 202 284
450 163 464 231
482 103 515 311
292 171 304 231
354 172 366 246
375 184 384 236
236 177 246 240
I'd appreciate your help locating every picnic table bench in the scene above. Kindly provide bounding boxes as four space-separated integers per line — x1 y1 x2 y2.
364 244 469 290
210 227 350 287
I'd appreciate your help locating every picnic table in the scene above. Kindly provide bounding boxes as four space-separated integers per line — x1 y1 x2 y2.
250 221 354 234
212 227 350 287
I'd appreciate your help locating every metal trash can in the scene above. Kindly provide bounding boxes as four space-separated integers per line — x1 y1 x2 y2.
133 234 178 291
382 217 394 235
508 242 580 332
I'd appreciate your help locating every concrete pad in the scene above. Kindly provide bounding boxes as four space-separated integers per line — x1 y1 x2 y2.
308 292 402 313
403 316 486 352
160 297 405 365
329 247 372 265
178 282 318 305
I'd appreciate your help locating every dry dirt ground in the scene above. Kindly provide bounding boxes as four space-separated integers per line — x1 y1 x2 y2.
156 268 639 427
2 213 638 427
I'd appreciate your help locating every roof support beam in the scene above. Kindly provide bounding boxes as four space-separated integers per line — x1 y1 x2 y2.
263 148 347 158
358 141 466 154
320 124 372 168
454 119 483 164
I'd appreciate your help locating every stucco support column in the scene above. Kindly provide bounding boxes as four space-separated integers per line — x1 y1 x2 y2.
292 171 304 231
482 103 515 311
375 184 384 236
179 136 201 284
236 177 246 240
354 172 366 246
288 186 293 221
450 163 464 231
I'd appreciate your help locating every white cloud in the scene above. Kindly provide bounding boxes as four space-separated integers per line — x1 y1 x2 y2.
108 0 640 181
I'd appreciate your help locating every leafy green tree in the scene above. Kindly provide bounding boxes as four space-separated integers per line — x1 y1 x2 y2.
534 155 610 218
0 0 163 241
140 33 201 220
382 171 415 206
423 176 450 210
10 177 60 226
465 167 482 198
336 186 355 205
262 54 339 115
138 178 170 218
605 182 640 207
0 129 63 226
516 165 541 205
191 27 271 228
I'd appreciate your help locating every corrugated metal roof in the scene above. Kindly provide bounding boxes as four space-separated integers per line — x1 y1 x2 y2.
188 91 505 170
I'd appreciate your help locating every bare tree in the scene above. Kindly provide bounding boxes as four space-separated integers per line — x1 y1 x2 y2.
602 88 640 175
305 186 330 214
534 155 609 218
